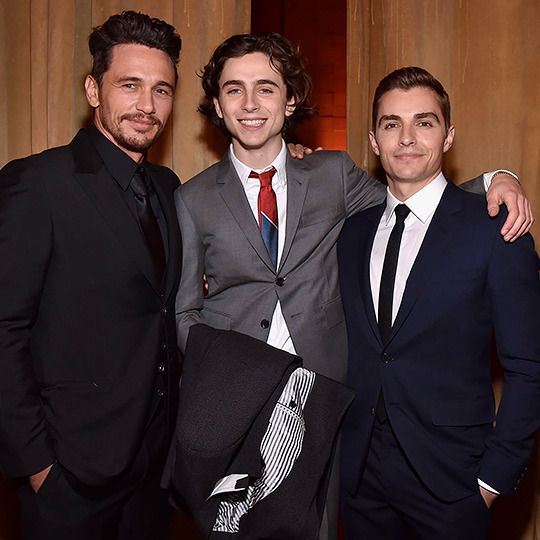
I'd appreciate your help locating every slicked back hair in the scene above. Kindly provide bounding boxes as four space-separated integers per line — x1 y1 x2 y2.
88 11 182 86
372 66 451 130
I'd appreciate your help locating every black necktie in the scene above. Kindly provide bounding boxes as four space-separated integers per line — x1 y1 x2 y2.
375 203 410 422
130 166 166 282
378 204 411 344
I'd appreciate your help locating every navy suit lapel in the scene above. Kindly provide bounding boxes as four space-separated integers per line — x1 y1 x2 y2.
359 205 386 346
70 130 163 295
279 156 310 273
216 157 276 271
389 184 463 342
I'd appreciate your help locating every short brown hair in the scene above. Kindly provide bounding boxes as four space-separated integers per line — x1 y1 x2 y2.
199 32 314 133
372 67 451 130
89 11 182 86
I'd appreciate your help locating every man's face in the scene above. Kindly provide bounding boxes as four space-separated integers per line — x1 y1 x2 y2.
369 86 454 193
85 43 176 162
213 52 296 166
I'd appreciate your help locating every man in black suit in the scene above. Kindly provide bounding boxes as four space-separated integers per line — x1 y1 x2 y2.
338 67 540 539
0 11 182 540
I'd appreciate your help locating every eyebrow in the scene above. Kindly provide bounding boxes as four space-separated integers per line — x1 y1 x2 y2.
116 76 175 92
222 79 280 88
378 111 440 128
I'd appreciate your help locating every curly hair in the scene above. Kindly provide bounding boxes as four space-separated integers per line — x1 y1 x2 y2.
372 66 451 130
88 11 182 86
199 32 314 133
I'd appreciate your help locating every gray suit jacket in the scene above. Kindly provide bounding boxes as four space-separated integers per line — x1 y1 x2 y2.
175 150 384 382
175 150 485 382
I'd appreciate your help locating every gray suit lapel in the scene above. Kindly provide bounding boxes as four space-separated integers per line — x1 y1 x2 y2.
216 158 276 270
279 156 310 273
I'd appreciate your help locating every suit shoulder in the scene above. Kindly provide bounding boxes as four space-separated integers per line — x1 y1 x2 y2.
0 144 73 187
147 162 181 190
293 149 353 170
178 159 226 200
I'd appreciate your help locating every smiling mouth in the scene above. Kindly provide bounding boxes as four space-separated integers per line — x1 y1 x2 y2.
239 119 266 127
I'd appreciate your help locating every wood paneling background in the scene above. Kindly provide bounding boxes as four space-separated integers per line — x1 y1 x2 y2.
0 1 538 539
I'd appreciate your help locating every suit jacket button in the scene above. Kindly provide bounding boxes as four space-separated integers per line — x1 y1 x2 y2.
275 277 285 286
156 388 164 397
371 407 376 415
158 363 166 373
382 353 392 364
161 342 167 351
162 307 168 315
260 319 270 329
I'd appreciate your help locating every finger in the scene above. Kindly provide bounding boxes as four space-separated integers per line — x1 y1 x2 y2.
502 212 526 242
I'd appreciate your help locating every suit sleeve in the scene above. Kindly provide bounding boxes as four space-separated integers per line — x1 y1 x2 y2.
458 175 486 195
0 160 56 478
340 152 386 217
174 187 205 353
478 217 540 494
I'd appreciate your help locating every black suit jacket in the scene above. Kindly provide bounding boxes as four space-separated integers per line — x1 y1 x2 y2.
162 324 354 539
0 129 182 490
338 183 540 501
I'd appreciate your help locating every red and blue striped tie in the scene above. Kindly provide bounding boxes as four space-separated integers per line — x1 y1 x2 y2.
250 167 278 268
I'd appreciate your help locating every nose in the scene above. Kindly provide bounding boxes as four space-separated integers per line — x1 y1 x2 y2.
136 89 156 115
399 125 416 146
241 89 259 112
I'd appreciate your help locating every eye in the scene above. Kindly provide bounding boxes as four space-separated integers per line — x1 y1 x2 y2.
383 122 399 130
122 83 138 90
417 121 433 127
258 87 274 94
155 87 173 97
225 88 242 95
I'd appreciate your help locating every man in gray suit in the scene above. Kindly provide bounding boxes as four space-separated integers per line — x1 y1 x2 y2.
174 33 530 540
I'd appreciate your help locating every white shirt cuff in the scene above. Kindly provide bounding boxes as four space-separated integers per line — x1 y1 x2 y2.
483 169 519 191
478 478 500 495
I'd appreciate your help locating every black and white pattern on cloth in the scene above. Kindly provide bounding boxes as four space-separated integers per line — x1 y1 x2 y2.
212 367 315 533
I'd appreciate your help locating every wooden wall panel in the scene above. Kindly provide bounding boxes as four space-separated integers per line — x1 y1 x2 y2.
347 1 540 539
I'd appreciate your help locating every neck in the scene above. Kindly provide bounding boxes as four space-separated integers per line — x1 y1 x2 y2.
231 138 282 170
386 172 441 201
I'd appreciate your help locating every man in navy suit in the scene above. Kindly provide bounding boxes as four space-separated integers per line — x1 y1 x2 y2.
338 67 540 539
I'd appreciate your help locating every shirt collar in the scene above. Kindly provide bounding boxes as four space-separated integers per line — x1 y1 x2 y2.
229 140 287 190
384 172 448 225
88 125 141 191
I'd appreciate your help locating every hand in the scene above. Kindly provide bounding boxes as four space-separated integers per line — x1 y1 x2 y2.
29 464 54 493
286 143 323 159
479 485 498 509
486 173 534 242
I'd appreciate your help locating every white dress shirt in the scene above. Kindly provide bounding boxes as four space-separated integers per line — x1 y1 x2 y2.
230 141 297 354
370 172 499 495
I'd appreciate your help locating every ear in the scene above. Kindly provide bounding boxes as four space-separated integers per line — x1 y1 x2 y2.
368 131 380 156
84 75 100 108
212 97 224 119
285 97 296 118
443 125 455 153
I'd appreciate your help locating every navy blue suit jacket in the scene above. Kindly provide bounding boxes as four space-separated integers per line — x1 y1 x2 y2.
338 181 540 502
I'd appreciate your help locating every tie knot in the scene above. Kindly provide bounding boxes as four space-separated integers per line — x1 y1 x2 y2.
249 166 277 188
131 166 149 198
394 204 410 224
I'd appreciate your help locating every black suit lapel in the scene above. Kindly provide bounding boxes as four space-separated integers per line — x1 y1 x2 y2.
70 130 163 294
389 184 463 342
147 164 182 302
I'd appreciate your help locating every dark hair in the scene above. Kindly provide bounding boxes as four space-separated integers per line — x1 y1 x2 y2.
88 11 182 85
372 66 451 130
199 32 314 132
